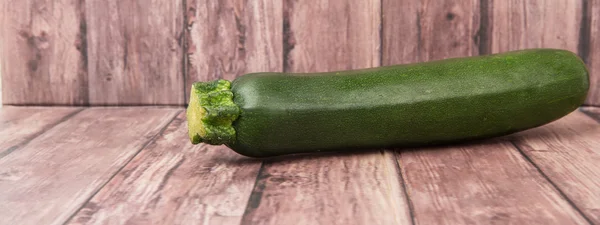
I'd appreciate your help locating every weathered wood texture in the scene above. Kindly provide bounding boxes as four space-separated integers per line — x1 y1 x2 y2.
381 0 420 65
86 0 185 105
397 141 589 225
186 0 282 101
284 0 380 72
0 0 88 105
513 110 600 224
0 107 81 158
418 0 480 61
69 112 262 225
488 0 583 53
588 0 600 106
242 151 412 225
2 0 600 106
0 107 180 225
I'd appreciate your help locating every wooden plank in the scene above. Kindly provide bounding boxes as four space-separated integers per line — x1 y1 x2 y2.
0 0 87 105
398 140 589 225
283 0 380 72
587 0 600 105
0 107 180 225
68 112 262 225
419 0 480 61
0 107 81 157
513 110 600 224
86 0 185 105
489 0 582 53
381 0 421 65
241 151 412 225
186 0 282 101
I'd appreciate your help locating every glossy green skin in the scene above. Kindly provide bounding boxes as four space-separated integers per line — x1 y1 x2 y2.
227 49 589 157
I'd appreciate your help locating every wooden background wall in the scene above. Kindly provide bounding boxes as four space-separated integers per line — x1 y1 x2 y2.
1 0 599 106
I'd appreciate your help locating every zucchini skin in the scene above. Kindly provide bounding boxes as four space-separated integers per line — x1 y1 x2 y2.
227 49 589 157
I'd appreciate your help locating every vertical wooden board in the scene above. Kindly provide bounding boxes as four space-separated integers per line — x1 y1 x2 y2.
489 0 582 53
68 112 262 225
241 151 412 225
0 107 81 157
284 0 381 72
587 0 600 105
381 0 421 65
0 107 180 225
513 110 600 224
398 141 589 225
419 0 480 61
0 0 87 105
186 0 282 101
86 0 185 105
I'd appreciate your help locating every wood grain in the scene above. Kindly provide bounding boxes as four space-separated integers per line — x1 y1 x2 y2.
0 0 88 105
489 0 582 53
582 106 600 118
587 0 600 105
0 107 180 225
419 0 480 61
242 151 412 225
489 0 583 53
284 0 380 72
0 107 81 158
512 110 600 224
381 0 421 65
398 141 589 225
186 0 282 101
86 0 185 105
68 112 262 225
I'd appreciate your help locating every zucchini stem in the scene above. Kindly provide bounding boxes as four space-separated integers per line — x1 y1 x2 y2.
187 79 240 145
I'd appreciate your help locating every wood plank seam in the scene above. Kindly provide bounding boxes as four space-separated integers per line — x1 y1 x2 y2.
378 1 384 67
240 162 266 224
282 0 294 73
62 109 183 225
478 0 491 55
510 141 595 225
581 107 600 123
182 0 188 106
0 108 85 159
392 150 416 225
578 0 591 66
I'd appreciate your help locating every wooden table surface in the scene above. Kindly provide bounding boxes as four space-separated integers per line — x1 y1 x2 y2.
0 106 599 225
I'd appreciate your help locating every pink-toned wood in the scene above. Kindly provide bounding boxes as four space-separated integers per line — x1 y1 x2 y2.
0 0 87 105
0 107 180 225
398 140 589 225
513 110 600 224
582 106 600 116
489 0 583 53
242 151 412 225
381 0 420 65
86 0 185 105
68 112 262 225
419 0 480 61
587 0 600 105
284 0 381 72
0 107 81 157
186 0 282 101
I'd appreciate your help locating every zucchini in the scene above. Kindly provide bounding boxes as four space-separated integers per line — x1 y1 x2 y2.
187 49 589 157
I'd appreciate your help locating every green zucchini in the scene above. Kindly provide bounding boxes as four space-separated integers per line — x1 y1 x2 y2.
187 49 589 157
